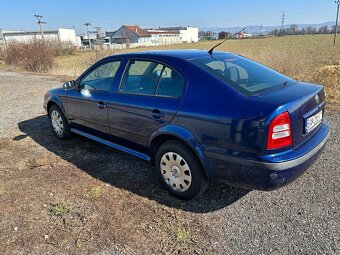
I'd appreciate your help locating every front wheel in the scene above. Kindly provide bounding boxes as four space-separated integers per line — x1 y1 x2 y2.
49 105 72 139
155 140 208 200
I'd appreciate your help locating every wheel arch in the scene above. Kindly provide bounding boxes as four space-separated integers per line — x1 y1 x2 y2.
47 97 68 120
148 125 209 178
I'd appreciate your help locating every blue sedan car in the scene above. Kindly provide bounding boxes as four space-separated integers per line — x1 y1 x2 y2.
43 50 330 199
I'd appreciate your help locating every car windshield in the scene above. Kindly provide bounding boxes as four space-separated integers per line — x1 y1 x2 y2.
189 54 296 96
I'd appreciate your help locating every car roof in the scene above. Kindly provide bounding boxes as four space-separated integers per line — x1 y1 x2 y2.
110 49 235 61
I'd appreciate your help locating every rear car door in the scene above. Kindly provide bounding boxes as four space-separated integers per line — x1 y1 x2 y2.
66 59 123 134
107 59 185 150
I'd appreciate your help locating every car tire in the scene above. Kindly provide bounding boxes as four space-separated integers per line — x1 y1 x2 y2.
155 140 208 200
49 105 72 139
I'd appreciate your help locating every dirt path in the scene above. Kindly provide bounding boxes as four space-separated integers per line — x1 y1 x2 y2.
0 71 339 254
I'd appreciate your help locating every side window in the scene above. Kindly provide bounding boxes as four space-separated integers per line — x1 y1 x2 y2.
119 60 184 97
120 60 163 95
80 60 122 92
156 67 184 97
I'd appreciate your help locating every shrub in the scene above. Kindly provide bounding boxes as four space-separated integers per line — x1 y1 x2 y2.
1 39 77 72
44 39 76 56
2 40 55 72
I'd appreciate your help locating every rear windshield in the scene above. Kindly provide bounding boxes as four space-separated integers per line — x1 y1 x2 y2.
189 54 296 96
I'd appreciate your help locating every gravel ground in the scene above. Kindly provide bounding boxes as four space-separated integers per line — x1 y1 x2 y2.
0 71 339 254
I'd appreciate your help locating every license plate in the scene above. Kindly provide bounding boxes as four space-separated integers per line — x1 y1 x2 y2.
305 111 323 133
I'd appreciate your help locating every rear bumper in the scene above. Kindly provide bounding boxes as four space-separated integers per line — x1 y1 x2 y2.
205 122 330 190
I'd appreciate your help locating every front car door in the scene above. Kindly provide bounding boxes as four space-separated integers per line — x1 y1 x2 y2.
107 59 185 152
66 59 123 134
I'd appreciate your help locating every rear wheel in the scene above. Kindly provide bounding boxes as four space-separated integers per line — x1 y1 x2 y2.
49 105 72 139
155 140 208 200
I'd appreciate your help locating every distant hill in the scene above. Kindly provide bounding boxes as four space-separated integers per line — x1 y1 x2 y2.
200 22 336 35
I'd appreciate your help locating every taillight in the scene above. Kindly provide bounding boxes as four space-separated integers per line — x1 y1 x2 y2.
267 111 292 150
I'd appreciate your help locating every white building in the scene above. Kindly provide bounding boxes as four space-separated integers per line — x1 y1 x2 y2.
147 29 181 45
160 26 199 43
0 28 78 45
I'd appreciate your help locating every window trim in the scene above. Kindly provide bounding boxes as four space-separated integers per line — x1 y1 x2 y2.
77 58 124 93
118 58 185 99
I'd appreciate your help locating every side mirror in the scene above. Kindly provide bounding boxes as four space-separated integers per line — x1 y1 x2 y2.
63 80 76 90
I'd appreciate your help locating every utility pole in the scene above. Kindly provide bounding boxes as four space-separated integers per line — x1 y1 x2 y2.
34 15 46 41
83 22 92 48
334 0 340 45
280 12 286 36
94 26 103 46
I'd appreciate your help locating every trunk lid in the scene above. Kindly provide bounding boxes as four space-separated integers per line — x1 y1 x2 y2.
251 82 326 149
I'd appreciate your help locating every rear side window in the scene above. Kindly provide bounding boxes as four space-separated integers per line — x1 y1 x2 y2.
190 54 295 96
156 67 184 97
80 60 122 92
119 60 184 97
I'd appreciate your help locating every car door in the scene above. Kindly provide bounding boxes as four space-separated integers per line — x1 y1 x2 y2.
66 59 123 134
107 59 185 151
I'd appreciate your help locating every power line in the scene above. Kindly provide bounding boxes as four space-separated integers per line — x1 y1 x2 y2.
34 14 46 40
334 0 340 45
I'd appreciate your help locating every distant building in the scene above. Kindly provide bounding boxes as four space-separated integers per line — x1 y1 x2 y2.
111 25 152 45
79 25 199 48
235 32 252 39
218 31 231 39
80 31 98 46
103 31 116 45
0 28 78 45
159 26 198 43
147 29 181 45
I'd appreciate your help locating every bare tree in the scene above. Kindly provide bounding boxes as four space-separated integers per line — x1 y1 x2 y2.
289 24 298 35
306 26 317 34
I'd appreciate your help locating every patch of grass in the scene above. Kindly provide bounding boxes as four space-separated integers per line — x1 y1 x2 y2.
174 227 189 241
6 235 17 245
85 186 102 198
50 203 70 216
0 187 5 196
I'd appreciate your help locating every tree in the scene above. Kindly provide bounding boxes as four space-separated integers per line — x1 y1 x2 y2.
306 26 317 34
331 25 340 33
289 24 298 35
271 29 279 36
318 25 329 34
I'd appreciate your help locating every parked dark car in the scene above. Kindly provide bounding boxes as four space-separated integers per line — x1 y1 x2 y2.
44 50 330 199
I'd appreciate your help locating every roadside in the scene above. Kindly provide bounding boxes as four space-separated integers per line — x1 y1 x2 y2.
0 71 339 254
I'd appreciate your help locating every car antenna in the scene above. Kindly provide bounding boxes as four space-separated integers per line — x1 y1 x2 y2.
208 28 246 56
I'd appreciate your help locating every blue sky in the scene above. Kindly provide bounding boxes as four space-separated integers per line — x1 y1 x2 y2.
0 0 337 33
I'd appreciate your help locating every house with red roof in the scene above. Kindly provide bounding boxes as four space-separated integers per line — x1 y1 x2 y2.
111 25 152 45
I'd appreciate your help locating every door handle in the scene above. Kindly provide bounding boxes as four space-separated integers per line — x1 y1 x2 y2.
152 109 165 119
97 101 107 109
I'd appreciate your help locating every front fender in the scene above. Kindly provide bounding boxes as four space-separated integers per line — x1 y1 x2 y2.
44 91 68 120
148 125 210 176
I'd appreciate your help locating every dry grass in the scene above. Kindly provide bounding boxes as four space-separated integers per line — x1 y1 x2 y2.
51 34 340 103
0 136 222 254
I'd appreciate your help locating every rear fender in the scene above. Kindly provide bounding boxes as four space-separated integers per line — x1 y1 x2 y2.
148 125 209 176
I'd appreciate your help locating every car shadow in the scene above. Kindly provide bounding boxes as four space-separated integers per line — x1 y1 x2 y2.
17 115 250 213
